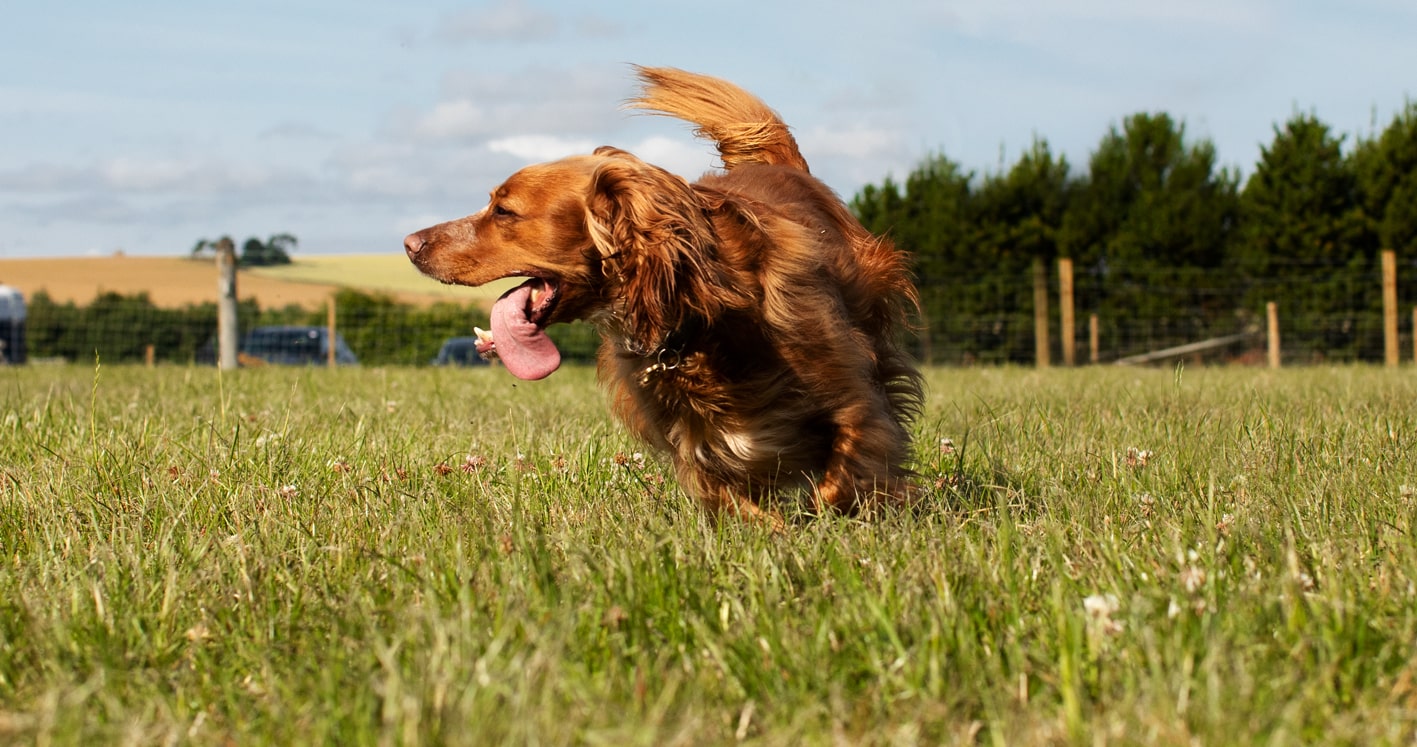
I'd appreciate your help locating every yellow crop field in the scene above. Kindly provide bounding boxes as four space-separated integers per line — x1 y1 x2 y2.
244 254 520 302
0 253 515 309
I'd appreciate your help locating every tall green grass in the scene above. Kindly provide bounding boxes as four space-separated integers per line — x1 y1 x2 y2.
2 363 1415 744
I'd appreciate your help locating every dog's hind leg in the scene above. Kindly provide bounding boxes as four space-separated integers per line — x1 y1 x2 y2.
680 469 786 533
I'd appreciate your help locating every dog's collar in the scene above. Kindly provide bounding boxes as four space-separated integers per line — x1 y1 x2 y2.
631 317 703 386
637 346 683 386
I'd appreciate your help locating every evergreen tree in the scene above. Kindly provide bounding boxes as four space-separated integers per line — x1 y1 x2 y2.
1238 112 1365 275
844 102 1417 363
970 139 1073 361
975 138 1071 271
1063 113 1237 272
1352 102 1417 358
1354 101 1417 255
1060 113 1240 354
1237 112 1375 358
852 155 976 361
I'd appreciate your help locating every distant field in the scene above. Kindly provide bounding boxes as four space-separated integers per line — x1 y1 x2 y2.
246 254 521 305
0 254 516 309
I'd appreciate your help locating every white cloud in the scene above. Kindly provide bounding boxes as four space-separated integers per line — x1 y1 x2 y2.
343 163 434 198
0 157 312 196
623 136 719 178
412 99 489 140
8 1 1413 259
0 86 112 117
260 122 337 141
97 157 312 195
0 163 91 192
487 135 598 162
99 157 200 191
403 66 624 143
798 126 903 161
435 0 559 44
328 141 452 199
431 1 624 45
935 0 1275 40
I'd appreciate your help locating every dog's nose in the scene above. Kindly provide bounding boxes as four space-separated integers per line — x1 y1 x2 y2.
403 233 425 257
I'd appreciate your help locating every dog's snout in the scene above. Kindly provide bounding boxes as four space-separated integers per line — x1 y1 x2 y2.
403 233 426 257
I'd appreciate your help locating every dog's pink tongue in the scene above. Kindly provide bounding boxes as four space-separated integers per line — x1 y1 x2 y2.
490 283 561 380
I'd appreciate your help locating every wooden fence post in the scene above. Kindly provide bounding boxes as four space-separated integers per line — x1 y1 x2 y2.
1089 314 1100 364
1382 250 1398 367
216 238 239 371
1059 257 1075 366
144 344 155 368
1266 301 1281 369
1033 258 1050 369
327 294 337 368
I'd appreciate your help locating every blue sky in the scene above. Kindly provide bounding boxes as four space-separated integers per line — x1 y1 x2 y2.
2 0 1414 258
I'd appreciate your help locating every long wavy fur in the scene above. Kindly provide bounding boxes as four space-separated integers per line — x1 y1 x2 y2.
405 66 924 529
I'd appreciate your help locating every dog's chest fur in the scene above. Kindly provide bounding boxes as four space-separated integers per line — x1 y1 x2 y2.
601 343 831 492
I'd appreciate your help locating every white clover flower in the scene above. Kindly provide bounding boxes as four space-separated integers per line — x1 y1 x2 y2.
1180 566 1206 594
1083 593 1123 636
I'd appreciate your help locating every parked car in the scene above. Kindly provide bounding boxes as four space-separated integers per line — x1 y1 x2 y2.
431 336 490 367
242 326 358 366
0 284 26 364
198 326 358 366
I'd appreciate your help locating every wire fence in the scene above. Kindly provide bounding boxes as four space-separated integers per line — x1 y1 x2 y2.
5 255 1414 368
913 302 1409 367
11 292 605 368
916 292 1409 367
915 251 1413 367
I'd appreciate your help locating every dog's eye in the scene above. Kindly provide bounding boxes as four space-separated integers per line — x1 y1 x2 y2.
492 204 516 218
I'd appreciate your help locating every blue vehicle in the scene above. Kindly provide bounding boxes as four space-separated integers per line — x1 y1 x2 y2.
431 336 490 367
199 326 358 366
241 326 358 366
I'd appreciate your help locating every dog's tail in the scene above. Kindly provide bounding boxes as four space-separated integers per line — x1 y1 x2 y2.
629 66 810 173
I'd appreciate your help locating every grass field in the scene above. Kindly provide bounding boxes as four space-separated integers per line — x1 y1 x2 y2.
2 364 1415 745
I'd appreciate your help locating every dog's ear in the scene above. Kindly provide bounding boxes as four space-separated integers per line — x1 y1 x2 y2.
586 155 726 348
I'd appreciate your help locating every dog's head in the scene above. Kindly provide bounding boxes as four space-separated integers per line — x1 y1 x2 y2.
405 147 737 379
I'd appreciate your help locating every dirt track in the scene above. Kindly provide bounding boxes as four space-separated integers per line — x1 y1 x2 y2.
0 256 457 309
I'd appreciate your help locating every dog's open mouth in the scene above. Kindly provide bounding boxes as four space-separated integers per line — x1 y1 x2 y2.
475 277 562 380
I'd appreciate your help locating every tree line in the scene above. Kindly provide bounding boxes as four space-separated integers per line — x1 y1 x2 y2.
18 103 1417 367
191 234 299 267
851 103 1417 363
21 289 478 365
21 288 607 367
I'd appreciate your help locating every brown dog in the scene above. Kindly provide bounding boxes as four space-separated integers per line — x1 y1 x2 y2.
405 66 922 526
